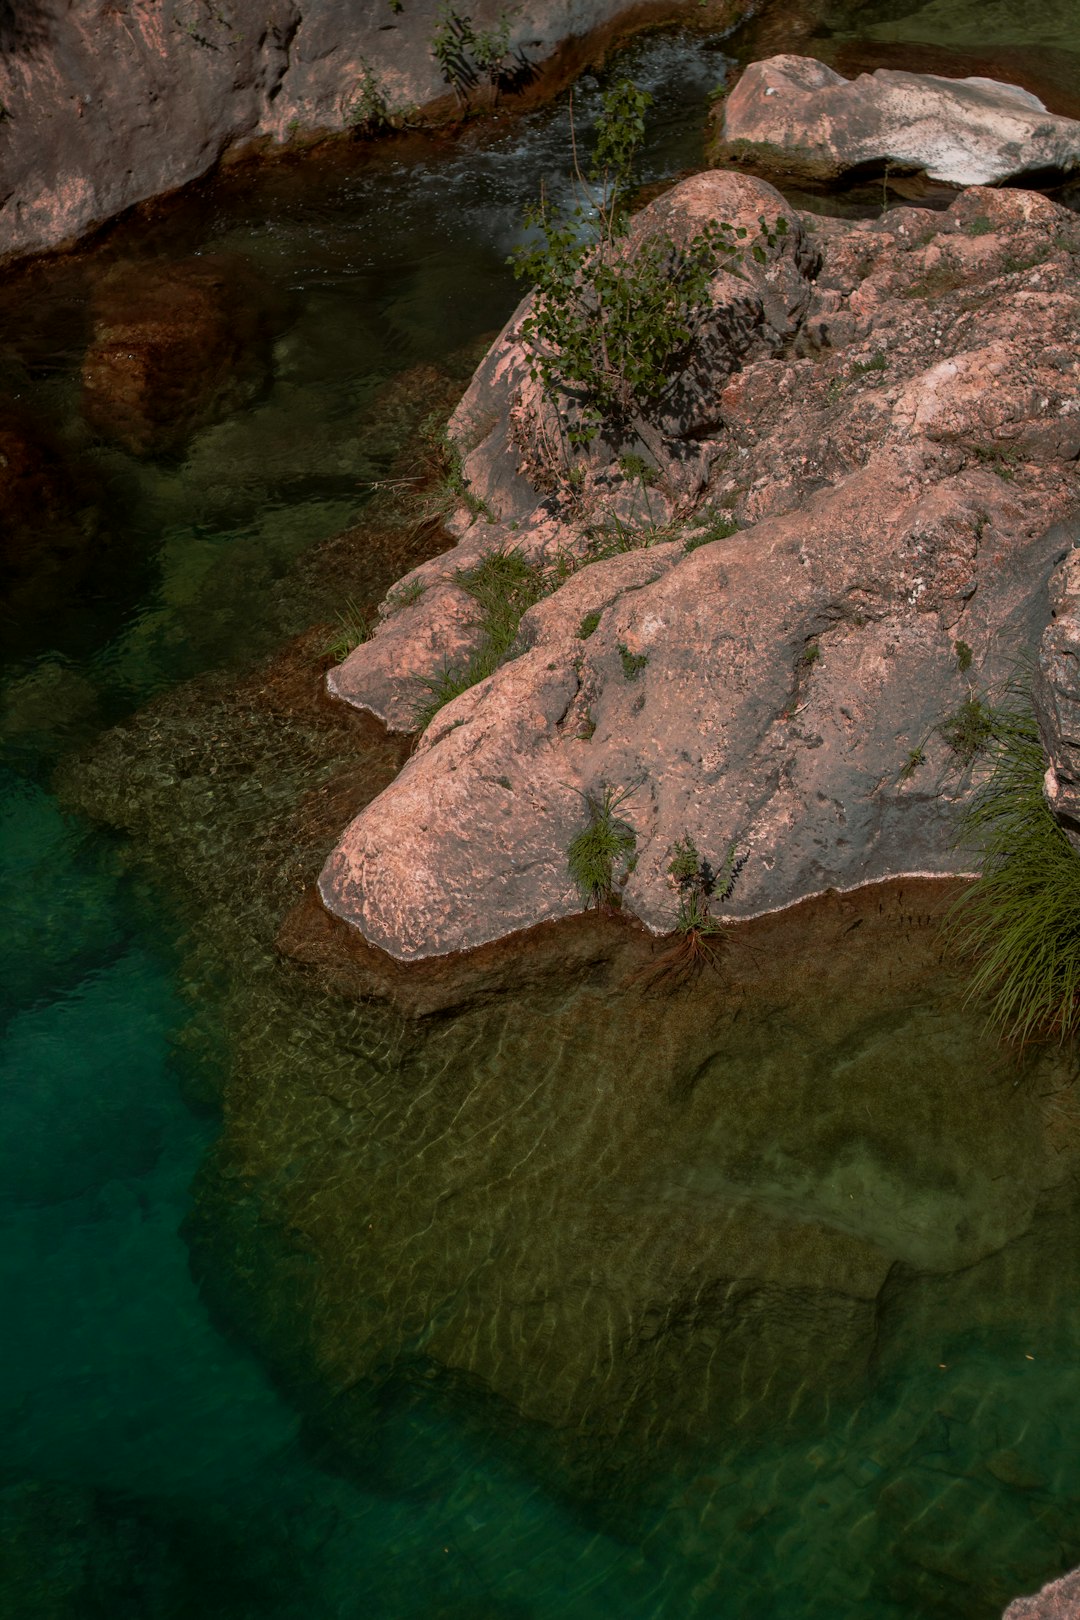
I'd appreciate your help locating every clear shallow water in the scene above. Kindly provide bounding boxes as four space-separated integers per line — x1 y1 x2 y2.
2 17 1079 1620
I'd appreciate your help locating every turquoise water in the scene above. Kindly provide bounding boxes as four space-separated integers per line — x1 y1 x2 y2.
2 20 1079 1620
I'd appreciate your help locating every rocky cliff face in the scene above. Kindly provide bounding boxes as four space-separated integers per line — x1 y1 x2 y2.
319 173 1080 968
0 0 740 264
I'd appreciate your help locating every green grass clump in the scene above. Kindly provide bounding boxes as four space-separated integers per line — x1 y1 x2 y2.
618 453 658 486
578 610 602 640
955 639 973 672
949 705 1080 1043
385 579 426 612
904 265 966 299
323 597 371 663
939 695 996 765
567 785 637 907
618 642 649 679
899 746 925 782
413 550 550 728
848 350 887 378
684 510 740 553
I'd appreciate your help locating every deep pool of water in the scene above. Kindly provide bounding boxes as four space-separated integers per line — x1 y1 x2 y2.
2 14 1079 1620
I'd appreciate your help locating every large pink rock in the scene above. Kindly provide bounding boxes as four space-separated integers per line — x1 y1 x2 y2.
710 54 1080 186
320 175 1080 964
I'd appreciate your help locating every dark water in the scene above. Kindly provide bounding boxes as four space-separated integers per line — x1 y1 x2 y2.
2 16 1079 1620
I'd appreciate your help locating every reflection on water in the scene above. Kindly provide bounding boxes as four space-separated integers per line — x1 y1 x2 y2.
3 16 1079 1620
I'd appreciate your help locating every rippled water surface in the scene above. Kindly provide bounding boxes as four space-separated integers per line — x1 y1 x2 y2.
2 15 1079 1620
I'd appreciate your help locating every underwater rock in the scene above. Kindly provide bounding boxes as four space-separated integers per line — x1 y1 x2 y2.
709 54 1080 186
81 255 283 457
320 176 1080 965
0 401 101 598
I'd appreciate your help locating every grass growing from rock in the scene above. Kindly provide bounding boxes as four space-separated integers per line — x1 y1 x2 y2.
413 550 553 728
949 705 1080 1043
618 643 649 680
683 510 740 553
939 695 997 765
567 785 637 908
324 598 371 664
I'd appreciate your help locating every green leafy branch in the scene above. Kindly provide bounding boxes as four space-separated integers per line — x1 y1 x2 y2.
510 79 786 452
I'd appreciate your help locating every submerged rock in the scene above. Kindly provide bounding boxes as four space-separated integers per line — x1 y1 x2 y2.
0 401 103 605
320 173 1080 966
81 255 283 457
709 54 1080 187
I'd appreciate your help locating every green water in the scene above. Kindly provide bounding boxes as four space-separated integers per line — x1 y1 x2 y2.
2 18 1079 1620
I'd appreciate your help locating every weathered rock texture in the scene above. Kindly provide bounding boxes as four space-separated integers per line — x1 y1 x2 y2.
1035 545 1080 850
320 173 1080 964
1003 1567 1080 1620
0 0 740 265
709 54 1080 186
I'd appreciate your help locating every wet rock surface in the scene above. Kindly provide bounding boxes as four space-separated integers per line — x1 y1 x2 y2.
321 173 1080 965
708 54 1080 187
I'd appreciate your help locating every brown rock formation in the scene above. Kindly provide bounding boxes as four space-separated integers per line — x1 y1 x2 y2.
708 55 1080 187
81 253 284 457
319 173 1080 966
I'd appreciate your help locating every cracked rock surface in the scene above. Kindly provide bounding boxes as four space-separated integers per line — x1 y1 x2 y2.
321 172 1080 963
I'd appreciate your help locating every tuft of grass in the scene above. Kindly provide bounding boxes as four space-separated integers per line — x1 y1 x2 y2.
416 416 494 529
578 610 602 640
567 785 636 908
970 441 1021 482
1000 247 1050 275
618 642 649 679
323 597 371 663
939 695 996 765
412 550 549 729
385 578 426 612
899 746 925 782
618 452 659 487
955 639 973 673
963 215 993 237
800 639 820 667
684 509 740 553
583 510 678 559
848 349 888 378
948 703 1080 1043
904 265 966 299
